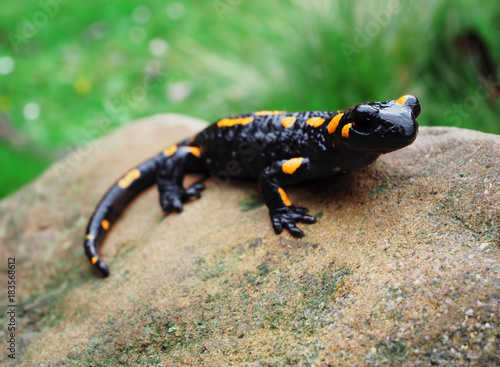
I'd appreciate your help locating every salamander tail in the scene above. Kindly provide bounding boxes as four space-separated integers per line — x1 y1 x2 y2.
83 153 165 277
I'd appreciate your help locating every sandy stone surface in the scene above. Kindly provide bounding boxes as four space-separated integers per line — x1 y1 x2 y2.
0 114 498 366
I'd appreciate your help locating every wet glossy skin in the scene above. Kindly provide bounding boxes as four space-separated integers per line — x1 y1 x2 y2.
84 95 420 277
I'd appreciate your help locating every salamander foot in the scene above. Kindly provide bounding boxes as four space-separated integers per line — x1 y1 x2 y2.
270 206 317 238
159 182 206 212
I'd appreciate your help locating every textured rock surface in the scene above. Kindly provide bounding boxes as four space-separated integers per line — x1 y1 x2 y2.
0 114 499 366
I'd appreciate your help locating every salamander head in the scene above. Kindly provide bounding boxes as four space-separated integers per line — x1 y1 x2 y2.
332 95 420 153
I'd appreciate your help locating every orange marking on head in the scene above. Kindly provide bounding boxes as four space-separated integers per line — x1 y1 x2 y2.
342 123 352 138
281 116 296 128
183 146 201 157
282 157 303 175
278 187 292 206
164 144 178 156
305 117 326 128
255 110 283 116
118 168 141 189
91 257 98 264
85 234 95 240
327 113 344 134
396 95 410 105
217 117 254 127
101 220 110 230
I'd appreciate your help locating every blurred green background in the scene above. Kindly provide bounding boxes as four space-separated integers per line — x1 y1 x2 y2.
0 0 499 199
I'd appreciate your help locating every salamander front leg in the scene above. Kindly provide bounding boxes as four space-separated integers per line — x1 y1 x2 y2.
259 157 317 237
158 146 206 212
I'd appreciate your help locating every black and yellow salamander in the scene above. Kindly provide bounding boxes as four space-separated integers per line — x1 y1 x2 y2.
84 95 420 277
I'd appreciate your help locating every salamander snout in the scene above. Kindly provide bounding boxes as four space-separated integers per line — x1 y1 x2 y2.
396 94 421 118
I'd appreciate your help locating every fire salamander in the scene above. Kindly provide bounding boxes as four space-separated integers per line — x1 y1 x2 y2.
84 95 420 277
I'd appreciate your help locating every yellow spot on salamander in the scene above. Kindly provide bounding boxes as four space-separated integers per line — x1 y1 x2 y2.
217 117 254 127
118 169 141 189
278 187 292 206
396 95 410 105
282 157 303 175
183 146 201 157
101 220 110 230
255 110 283 116
342 123 353 138
281 116 296 128
85 234 95 240
306 117 325 128
164 144 178 156
327 113 344 134
91 257 98 264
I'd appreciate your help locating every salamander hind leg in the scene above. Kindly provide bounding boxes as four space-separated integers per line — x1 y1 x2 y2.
158 145 206 212
259 157 317 238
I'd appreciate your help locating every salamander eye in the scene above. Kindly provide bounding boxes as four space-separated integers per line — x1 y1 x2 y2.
351 105 378 130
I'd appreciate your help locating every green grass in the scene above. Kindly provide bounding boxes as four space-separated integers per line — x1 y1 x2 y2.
0 0 499 199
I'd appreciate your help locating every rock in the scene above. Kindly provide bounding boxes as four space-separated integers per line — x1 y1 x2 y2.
0 115 498 366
